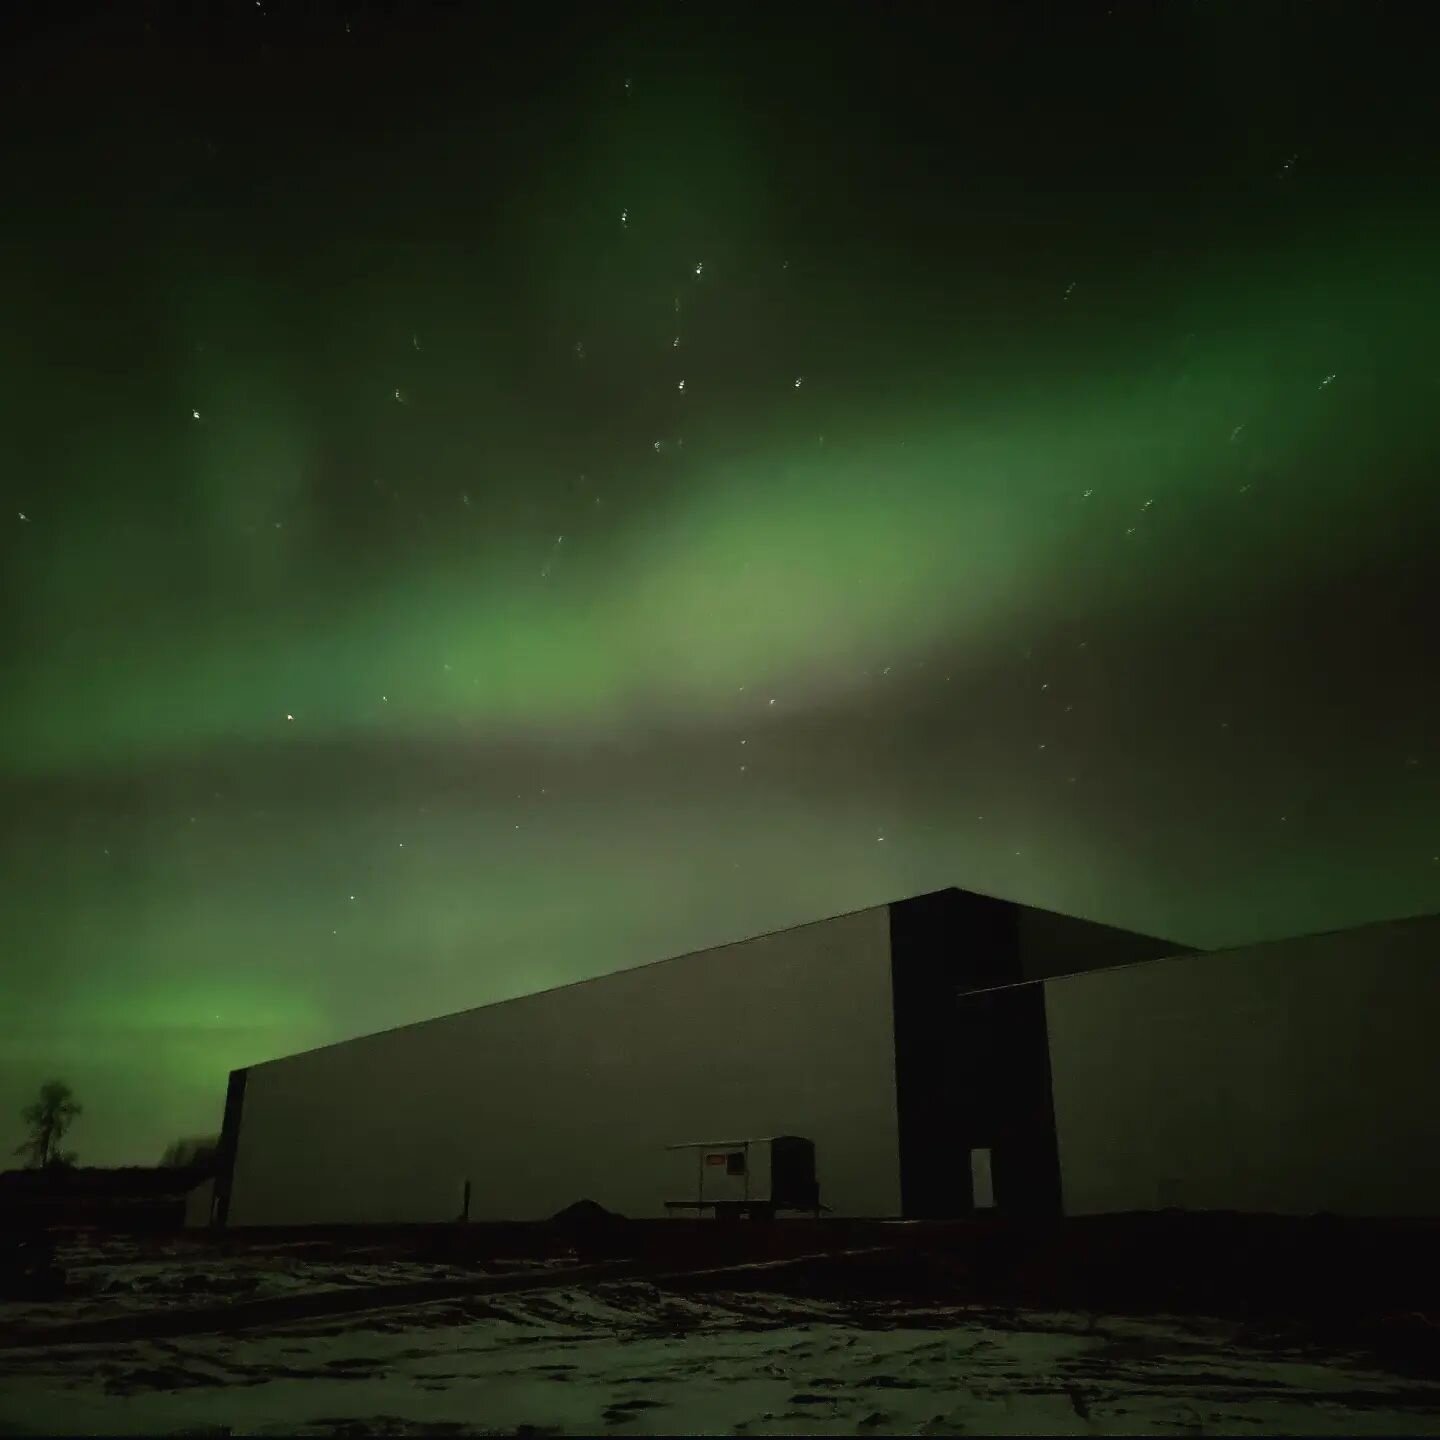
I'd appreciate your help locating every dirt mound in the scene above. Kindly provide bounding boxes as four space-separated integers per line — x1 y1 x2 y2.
548 1200 624 1227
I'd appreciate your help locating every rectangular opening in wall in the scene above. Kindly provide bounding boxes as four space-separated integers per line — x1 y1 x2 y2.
971 1147 995 1209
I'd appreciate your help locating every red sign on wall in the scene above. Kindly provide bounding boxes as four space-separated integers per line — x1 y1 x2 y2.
705 1154 727 1166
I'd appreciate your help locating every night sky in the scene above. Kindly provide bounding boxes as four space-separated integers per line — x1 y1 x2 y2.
3 1 1438 1166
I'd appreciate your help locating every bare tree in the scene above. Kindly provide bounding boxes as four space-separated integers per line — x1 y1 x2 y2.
14 1080 82 1170
159 1135 219 1169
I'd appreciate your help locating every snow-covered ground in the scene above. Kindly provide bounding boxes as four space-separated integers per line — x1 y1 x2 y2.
1 1237 1437 1436
0 1234 546 1331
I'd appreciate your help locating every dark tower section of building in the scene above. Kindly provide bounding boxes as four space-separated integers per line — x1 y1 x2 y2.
212 1067 249 1227
890 887 1069 1219
890 888 1020 1217
953 981 1063 1217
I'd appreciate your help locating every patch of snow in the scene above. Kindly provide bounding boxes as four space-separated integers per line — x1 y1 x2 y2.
4 1263 1439 1436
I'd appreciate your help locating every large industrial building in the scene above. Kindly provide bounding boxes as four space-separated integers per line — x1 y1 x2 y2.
211 888 1440 1228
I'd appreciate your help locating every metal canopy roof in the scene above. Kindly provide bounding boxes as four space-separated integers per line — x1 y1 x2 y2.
665 1136 806 1150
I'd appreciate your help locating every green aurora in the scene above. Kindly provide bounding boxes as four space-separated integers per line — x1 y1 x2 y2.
9 232 1432 769
2 4 1437 1164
